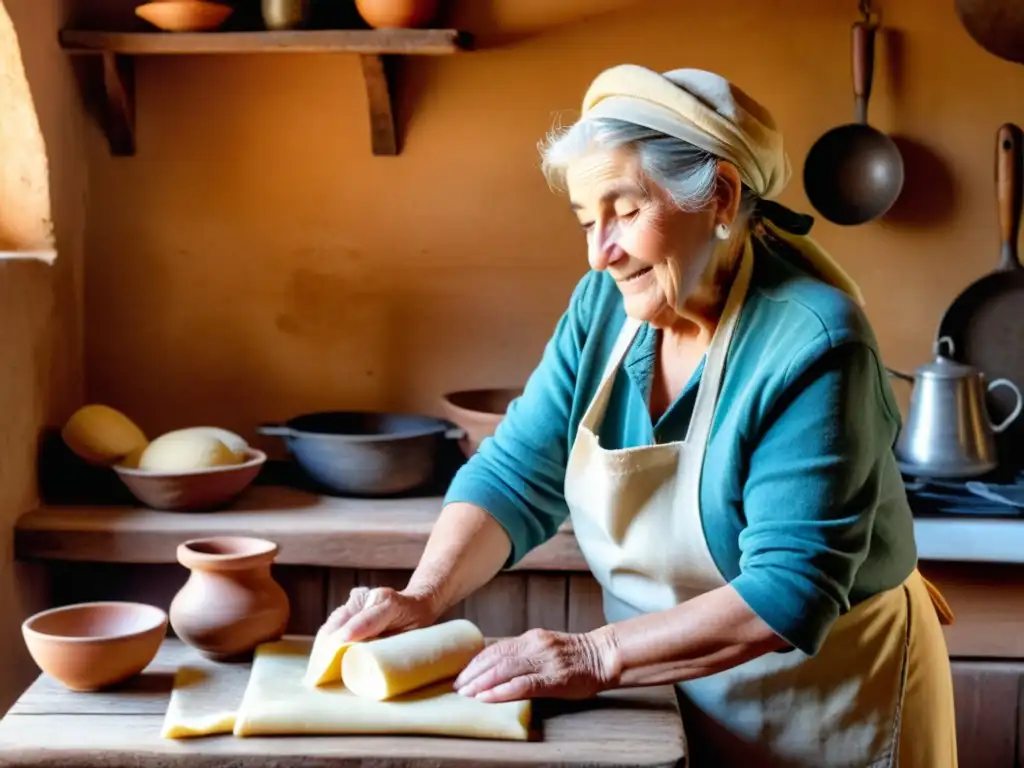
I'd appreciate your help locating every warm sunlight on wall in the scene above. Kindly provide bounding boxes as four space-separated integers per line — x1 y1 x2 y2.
0 0 53 253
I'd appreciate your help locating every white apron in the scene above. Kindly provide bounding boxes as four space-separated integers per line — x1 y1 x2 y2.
563 247 958 767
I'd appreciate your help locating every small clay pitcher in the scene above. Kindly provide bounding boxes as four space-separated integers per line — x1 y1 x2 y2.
169 536 290 660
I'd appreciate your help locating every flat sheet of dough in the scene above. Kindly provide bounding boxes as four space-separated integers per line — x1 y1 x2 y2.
161 661 251 739
234 638 531 740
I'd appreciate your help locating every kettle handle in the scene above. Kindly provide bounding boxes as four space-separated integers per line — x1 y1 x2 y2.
987 378 1024 433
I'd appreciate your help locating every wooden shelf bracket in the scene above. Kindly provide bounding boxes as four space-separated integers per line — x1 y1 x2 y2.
359 54 397 156
100 52 135 157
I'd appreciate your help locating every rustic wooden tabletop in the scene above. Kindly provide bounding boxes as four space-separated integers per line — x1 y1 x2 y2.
0 639 687 768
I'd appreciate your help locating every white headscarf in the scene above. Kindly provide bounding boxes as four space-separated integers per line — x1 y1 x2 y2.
580 64 864 305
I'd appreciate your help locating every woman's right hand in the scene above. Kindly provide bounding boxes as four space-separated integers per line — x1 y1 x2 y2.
316 586 439 645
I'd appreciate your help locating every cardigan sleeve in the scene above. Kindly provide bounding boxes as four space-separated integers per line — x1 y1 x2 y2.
443 272 595 567
729 337 903 656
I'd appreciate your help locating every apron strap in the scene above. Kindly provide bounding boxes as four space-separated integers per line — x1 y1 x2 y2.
684 241 754 446
579 316 643 432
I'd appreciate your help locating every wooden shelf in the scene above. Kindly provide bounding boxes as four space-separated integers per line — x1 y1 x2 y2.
14 484 586 571
58 28 474 156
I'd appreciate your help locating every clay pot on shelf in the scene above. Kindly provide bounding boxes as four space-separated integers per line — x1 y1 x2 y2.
354 0 440 28
169 537 290 660
440 387 523 457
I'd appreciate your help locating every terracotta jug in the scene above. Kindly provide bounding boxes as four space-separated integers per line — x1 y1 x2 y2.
354 0 439 28
169 536 290 660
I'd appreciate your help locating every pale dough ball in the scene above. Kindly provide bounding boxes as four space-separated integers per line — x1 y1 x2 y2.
155 427 248 462
62 404 148 465
139 433 242 473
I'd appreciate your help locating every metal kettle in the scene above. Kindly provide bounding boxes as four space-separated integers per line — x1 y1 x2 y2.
889 338 1023 479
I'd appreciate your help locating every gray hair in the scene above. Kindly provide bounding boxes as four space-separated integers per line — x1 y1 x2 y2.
539 117 757 218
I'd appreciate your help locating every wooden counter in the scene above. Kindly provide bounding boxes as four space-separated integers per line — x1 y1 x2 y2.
14 486 587 571
0 639 687 768
16 485 1024 569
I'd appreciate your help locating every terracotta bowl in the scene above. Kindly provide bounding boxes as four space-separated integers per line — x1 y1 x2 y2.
113 448 267 511
135 1 234 32
355 0 440 28
22 602 168 692
440 387 523 457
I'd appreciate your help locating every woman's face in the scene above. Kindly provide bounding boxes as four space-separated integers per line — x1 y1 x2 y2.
564 146 734 327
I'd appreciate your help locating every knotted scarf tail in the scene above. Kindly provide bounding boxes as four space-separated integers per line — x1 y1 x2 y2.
751 199 866 307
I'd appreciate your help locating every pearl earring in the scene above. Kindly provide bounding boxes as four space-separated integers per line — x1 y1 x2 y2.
715 223 730 241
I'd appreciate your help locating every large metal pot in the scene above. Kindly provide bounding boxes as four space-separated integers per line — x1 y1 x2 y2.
257 411 464 496
888 339 1023 479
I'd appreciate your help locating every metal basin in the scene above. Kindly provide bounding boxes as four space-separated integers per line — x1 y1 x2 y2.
257 411 464 497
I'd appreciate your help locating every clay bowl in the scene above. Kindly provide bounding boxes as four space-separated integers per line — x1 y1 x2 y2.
22 601 168 691
113 448 267 511
135 1 234 32
440 387 523 457
354 0 440 28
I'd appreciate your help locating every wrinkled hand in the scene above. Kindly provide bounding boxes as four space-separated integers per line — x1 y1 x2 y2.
317 586 438 644
454 628 619 703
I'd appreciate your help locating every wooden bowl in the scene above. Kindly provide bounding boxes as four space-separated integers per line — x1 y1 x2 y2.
135 1 234 32
440 387 523 457
113 448 267 511
22 602 168 691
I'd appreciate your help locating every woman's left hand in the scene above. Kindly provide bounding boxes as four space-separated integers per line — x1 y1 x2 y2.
454 628 618 703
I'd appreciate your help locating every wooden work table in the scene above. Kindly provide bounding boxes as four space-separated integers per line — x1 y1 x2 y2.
14 480 1024 765
0 639 687 768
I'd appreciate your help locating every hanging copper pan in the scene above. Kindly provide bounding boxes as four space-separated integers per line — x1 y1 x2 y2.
955 0 1024 64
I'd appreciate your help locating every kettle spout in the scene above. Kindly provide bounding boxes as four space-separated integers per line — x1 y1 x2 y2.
885 366 915 383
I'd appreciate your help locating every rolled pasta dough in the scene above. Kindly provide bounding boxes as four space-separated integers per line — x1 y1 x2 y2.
343 619 484 700
305 619 484 698
235 637 531 740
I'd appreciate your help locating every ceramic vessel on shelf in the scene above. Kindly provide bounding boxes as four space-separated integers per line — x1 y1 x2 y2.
135 1 234 32
261 0 311 30
22 602 167 691
112 448 267 512
354 0 439 28
169 536 290 660
440 387 523 457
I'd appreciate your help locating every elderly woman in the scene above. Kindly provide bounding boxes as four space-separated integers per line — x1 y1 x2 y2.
318 65 957 766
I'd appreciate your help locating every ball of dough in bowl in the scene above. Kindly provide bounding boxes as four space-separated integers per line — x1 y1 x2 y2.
62 404 148 465
154 427 248 461
139 433 242 473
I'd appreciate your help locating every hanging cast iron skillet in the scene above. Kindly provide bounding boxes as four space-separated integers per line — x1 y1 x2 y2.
935 123 1024 461
803 17 905 226
955 0 1024 64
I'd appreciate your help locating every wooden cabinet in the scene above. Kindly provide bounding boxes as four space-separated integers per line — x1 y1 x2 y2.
951 661 1024 767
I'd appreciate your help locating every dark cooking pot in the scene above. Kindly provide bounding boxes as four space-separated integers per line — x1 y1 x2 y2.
257 411 465 497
